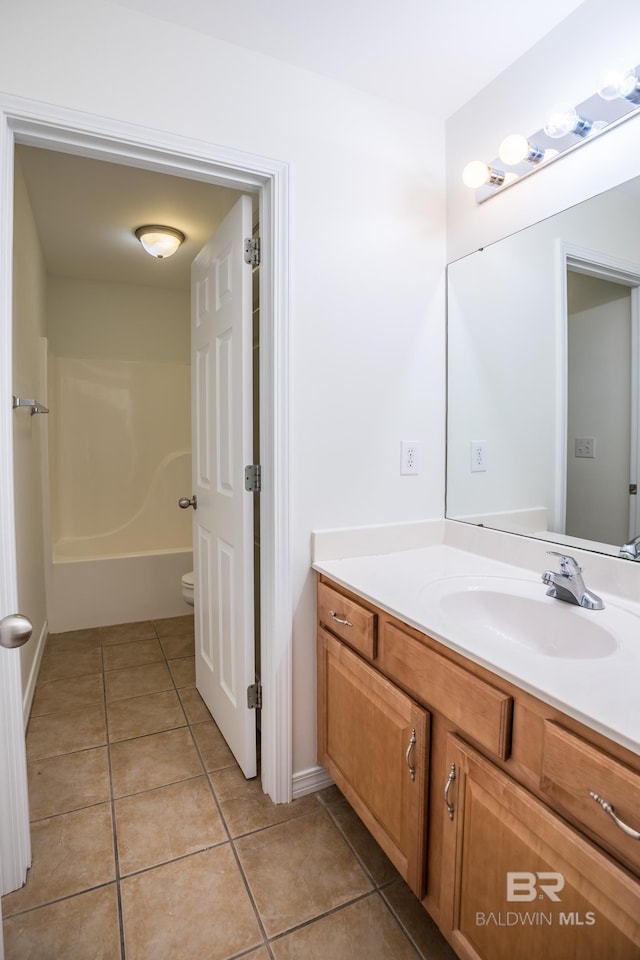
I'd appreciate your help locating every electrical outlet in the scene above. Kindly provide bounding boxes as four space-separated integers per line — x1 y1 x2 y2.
470 441 487 473
575 437 596 459
400 441 420 475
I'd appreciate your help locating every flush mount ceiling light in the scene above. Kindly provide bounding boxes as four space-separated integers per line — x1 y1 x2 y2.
463 57 640 203
134 225 185 259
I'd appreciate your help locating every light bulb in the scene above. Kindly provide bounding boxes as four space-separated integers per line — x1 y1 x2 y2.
543 103 593 139
498 134 545 165
598 65 640 104
462 161 505 189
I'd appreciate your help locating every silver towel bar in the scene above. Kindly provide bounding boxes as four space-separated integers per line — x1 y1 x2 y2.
12 396 49 416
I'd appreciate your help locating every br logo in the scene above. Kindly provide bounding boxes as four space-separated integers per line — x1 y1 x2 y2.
506 872 565 902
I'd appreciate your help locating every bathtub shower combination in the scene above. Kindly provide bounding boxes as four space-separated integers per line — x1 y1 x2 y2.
47 355 194 632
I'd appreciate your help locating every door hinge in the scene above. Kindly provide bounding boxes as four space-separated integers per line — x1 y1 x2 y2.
630 484 637 495
247 682 262 710
244 464 262 492
244 237 261 266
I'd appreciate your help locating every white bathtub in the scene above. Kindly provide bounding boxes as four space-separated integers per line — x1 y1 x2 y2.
48 547 193 633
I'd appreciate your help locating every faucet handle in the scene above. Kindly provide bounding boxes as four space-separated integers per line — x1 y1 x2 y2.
546 551 582 575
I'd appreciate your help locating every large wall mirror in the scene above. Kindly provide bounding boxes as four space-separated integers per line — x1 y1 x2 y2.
447 174 640 558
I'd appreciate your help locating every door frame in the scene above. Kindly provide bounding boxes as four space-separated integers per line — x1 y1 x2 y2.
0 93 292 886
554 240 640 539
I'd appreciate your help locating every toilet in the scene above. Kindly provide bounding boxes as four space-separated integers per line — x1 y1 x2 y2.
181 570 194 606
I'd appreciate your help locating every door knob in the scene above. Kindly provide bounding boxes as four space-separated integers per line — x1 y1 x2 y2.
178 495 197 510
0 614 33 649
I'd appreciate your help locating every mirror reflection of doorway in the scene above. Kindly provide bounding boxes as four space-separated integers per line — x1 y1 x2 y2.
565 271 637 546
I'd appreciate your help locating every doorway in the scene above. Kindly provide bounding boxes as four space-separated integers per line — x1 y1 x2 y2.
0 94 292 896
555 242 640 547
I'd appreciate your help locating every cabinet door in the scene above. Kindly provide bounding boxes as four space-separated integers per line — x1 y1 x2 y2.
440 734 640 960
318 626 429 897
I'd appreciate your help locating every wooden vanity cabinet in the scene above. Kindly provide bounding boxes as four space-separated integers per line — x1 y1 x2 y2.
316 574 640 959
317 625 429 897
441 734 640 960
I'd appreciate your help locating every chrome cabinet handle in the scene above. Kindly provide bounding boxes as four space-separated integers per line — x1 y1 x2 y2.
329 611 352 627
444 762 456 821
178 495 197 510
590 791 640 840
405 728 416 782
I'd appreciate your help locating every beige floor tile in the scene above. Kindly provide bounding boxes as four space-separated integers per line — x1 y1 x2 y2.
167 655 195 687
190 719 235 772
271 894 421 960
328 796 399 886
28 747 111 820
178 686 212 724
240 951 270 960
383 879 458 960
31 674 104 717
99 620 157 645
103 638 164 672
46 628 103 654
26 705 106 761
160 634 194 660
153 615 194 638
110 727 204 798
107 689 186 742
38 647 103 683
3 884 121 960
115 776 227 875
1 804 115 916
235 810 373 937
121 846 262 960
104 661 173 702
211 764 317 837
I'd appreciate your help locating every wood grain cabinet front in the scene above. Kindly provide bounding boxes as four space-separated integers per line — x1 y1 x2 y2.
440 734 640 960
317 626 429 897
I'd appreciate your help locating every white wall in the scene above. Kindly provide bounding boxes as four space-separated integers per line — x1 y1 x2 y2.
0 0 446 779
446 0 640 261
12 159 48 710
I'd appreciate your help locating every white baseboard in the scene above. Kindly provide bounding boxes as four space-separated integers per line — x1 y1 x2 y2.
291 764 334 799
23 619 48 729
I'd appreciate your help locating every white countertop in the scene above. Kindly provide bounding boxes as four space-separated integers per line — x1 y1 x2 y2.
313 542 640 756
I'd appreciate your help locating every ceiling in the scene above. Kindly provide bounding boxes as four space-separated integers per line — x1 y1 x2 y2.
17 3 588 291
110 0 586 119
17 146 244 291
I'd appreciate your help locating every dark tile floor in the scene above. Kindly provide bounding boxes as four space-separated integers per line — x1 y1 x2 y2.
2 615 456 959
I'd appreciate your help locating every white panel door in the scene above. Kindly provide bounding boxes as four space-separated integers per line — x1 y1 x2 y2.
191 195 256 779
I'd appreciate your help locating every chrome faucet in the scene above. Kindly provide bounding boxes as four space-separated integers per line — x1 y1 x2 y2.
541 551 604 610
619 535 640 561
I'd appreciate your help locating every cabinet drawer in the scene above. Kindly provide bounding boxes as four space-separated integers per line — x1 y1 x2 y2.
317 580 377 658
541 722 640 874
378 620 512 760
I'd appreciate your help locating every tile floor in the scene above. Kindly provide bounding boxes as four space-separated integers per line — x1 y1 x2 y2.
2 615 457 960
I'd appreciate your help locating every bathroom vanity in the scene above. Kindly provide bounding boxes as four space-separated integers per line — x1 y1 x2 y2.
314 537 640 959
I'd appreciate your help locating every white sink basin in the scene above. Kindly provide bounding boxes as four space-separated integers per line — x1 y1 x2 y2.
420 576 626 660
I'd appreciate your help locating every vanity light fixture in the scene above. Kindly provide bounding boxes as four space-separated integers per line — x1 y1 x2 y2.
134 224 185 259
463 57 640 203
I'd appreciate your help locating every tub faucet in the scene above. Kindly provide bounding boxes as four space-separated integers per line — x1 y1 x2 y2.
541 551 604 610
619 535 640 561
